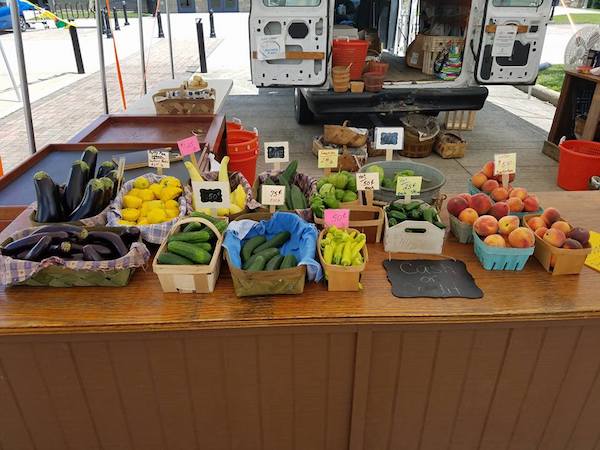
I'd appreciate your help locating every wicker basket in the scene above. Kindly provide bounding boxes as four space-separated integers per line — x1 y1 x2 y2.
312 136 367 172
434 132 466 159
400 128 435 158
323 121 369 147
153 84 215 115
399 114 440 158
332 66 350 93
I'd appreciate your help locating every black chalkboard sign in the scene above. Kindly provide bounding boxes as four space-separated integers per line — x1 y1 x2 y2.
381 132 399 145
199 188 223 203
267 145 285 159
383 259 483 299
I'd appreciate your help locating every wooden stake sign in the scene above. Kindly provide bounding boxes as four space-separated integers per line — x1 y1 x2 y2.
147 149 170 175
375 127 404 161
324 209 350 229
264 141 289 171
356 172 379 205
318 149 338 176
177 135 202 173
395 176 422 203
261 184 286 213
494 152 517 188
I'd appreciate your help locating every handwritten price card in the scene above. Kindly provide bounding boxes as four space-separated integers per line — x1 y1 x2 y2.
324 209 350 229
318 149 339 169
147 150 170 169
494 153 517 175
177 136 201 156
356 172 379 191
396 176 422 196
191 181 231 210
261 185 286 206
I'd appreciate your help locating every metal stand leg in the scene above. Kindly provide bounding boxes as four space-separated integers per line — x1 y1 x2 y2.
95 0 109 113
137 0 147 93
165 0 174 79
0 39 21 101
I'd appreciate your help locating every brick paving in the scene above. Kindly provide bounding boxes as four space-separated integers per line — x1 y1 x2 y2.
0 31 221 171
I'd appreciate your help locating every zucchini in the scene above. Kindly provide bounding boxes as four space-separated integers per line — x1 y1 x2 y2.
280 254 297 269
290 184 307 209
241 235 266 262
1 232 69 256
168 230 211 243
24 235 52 261
80 146 98 182
168 241 211 264
247 255 266 271
86 231 128 257
265 254 284 271
254 247 279 262
157 251 194 265
68 179 104 221
252 231 291 255
64 160 90 215
33 171 64 223
96 160 117 178
82 244 103 261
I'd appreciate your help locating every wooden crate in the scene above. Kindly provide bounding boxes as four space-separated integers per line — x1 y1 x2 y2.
421 35 465 75
152 217 224 293
444 110 477 131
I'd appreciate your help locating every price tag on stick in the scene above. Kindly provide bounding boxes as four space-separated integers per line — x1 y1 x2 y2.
147 149 170 175
192 180 231 216
494 152 517 188
261 185 286 212
324 209 350 229
318 149 338 175
375 127 404 161
356 172 380 205
396 176 422 203
264 141 289 169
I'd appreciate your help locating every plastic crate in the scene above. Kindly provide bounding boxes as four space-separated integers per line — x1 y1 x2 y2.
472 231 534 271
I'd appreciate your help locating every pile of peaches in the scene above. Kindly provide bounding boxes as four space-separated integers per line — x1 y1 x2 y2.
470 161 541 214
525 207 590 249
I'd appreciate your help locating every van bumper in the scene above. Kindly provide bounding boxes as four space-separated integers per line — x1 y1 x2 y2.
302 86 489 115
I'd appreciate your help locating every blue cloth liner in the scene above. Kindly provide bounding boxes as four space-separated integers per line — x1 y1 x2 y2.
223 212 323 282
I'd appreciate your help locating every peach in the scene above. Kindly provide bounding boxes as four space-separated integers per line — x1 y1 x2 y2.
473 215 499 237
568 227 590 246
458 208 479 225
534 226 548 239
481 179 500 194
458 193 472 204
527 216 547 231
543 228 566 248
509 187 528 201
498 215 519 236
551 220 571 234
489 202 509 220
447 196 469 217
508 227 535 248
507 197 524 212
471 172 488 189
541 207 561 225
469 193 493 215
563 238 583 250
482 161 495 178
490 187 509 202
523 195 540 212
484 234 507 247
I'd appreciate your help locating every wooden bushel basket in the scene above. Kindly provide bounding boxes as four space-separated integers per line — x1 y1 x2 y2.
317 228 368 291
434 132 466 159
153 217 224 293
153 85 216 115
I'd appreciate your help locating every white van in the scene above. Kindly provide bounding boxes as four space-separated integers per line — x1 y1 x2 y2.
248 0 554 123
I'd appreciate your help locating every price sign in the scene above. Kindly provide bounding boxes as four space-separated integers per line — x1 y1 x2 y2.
356 172 379 191
261 185 286 206
147 150 170 169
264 141 289 163
396 176 422 196
177 135 201 156
192 181 231 210
318 149 339 169
494 153 517 175
324 209 350 229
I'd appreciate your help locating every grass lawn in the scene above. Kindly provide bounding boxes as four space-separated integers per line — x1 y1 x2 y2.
537 64 565 92
552 14 600 24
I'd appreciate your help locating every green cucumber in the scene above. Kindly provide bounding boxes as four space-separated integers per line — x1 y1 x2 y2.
193 241 213 252
183 222 205 233
169 230 211 243
243 253 258 270
253 231 291 254
167 241 211 264
265 254 284 270
247 255 266 271
241 235 266 262
280 254 297 269
157 252 194 265
254 247 280 262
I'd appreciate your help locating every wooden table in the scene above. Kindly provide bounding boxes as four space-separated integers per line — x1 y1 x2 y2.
0 191 599 450
543 70 600 161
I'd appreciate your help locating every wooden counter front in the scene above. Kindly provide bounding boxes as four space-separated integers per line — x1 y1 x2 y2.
1 191 600 450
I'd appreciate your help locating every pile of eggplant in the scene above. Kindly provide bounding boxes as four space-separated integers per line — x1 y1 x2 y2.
34 146 122 223
0 224 140 262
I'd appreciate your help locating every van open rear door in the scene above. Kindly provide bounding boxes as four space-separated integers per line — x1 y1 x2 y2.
249 0 330 87
476 0 553 84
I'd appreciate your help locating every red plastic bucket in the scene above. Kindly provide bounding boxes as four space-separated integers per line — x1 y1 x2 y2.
227 129 259 184
332 39 369 80
557 140 600 190
226 118 243 133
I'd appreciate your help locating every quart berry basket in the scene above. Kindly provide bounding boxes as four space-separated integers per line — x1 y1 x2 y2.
449 214 473 244
472 231 534 271
466 181 544 219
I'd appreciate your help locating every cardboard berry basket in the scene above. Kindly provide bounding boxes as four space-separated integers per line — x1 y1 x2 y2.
472 231 534 271
467 181 543 219
523 214 592 275
317 228 368 292
153 216 224 293
449 214 473 244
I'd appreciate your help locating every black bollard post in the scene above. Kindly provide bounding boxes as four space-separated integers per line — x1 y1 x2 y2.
69 25 85 74
196 18 207 73
113 6 120 30
103 8 112 38
156 10 164 38
209 8 216 38
122 0 130 25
